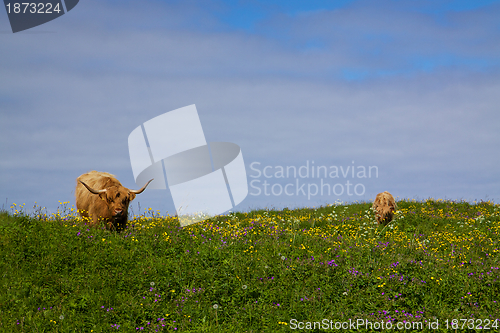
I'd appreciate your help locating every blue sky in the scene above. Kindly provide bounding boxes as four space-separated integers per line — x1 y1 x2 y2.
1 0 499 217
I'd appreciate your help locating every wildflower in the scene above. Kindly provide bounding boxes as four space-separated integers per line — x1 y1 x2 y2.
150 282 155 286
213 304 219 309
59 315 64 320
281 256 286 260
242 285 247 290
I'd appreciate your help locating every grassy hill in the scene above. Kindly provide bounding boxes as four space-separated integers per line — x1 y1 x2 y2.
1 199 499 332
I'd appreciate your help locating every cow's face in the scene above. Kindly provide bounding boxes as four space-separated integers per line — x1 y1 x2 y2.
380 204 395 222
99 186 136 218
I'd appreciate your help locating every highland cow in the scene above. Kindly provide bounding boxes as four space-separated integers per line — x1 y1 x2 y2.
75 171 153 231
372 191 397 225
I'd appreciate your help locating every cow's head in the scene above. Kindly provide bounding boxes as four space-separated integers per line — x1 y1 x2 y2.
379 200 396 224
80 179 153 219
380 205 394 220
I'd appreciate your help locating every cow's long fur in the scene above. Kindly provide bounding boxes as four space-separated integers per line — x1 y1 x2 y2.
76 171 143 231
372 191 397 225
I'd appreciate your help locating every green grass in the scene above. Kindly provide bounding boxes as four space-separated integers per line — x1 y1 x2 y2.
1 199 500 332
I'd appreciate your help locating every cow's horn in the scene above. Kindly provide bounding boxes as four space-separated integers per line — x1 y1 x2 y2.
130 179 154 194
80 180 107 194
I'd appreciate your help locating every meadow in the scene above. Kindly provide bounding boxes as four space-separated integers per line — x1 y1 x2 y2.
1 199 499 332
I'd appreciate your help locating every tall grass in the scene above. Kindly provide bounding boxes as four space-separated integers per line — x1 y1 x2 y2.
0 199 499 332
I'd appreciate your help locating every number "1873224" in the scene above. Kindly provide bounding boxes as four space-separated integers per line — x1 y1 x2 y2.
5 3 62 14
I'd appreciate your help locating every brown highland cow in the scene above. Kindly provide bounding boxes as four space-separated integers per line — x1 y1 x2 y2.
372 191 397 225
76 171 153 231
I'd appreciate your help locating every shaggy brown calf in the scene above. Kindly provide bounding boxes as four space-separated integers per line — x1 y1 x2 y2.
372 191 397 225
76 171 153 231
